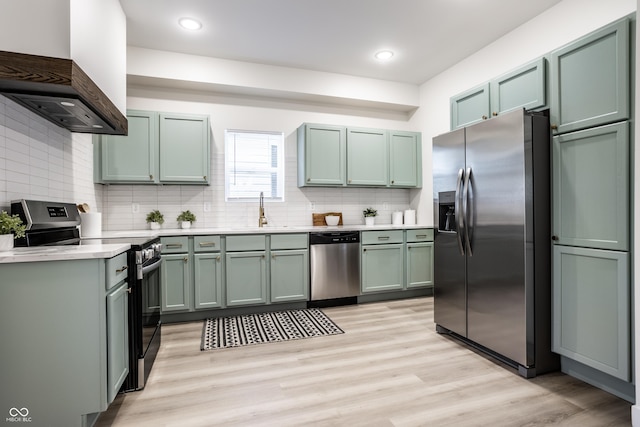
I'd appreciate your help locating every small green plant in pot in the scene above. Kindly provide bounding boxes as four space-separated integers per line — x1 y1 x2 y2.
146 210 165 230
0 210 26 251
363 207 377 226
177 210 196 229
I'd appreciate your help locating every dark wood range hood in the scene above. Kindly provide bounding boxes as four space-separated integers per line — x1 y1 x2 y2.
0 51 127 135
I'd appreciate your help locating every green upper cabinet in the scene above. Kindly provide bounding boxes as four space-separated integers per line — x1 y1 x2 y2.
98 110 159 183
450 83 490 129
451 58 547 130
95 110 211 185
389 131 422 188
297 123 346 186
159 113 210 183
298 123 421 188
552 122 629 251
347 127 388 186
490 57 546 117
549 18 629 135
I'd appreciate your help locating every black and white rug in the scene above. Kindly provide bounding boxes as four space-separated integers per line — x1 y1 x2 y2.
201 308 344 350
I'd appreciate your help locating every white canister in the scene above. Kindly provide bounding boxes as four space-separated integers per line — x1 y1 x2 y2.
80 212 102 237
404 209 416 225
392 211 403 225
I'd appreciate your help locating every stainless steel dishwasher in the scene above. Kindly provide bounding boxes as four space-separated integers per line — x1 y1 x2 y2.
309 231 360 301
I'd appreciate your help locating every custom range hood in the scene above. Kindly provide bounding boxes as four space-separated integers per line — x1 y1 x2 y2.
0 50 127 135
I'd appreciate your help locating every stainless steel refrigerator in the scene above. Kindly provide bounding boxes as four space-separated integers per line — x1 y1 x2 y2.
433 108 558 378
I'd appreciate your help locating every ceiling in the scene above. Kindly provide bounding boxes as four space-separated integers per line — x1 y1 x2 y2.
120 0 562 86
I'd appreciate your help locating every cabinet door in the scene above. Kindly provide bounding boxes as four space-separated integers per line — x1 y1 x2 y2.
552 122 628 250
389 131 421 188
298 124 346 186
550 19 629 134
100 110 158 183
271 249 309 303
159 113 210 183
346 127 388 186
226 251 267 306
552 245 629 381
450 83 490 130
361 244 404 293
106 281 129 404
406 242 433 289
194 253 223 309
490 57 546 116
161 254 190 312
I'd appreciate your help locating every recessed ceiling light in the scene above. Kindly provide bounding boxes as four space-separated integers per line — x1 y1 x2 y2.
374 50 394 61
179 17 202 31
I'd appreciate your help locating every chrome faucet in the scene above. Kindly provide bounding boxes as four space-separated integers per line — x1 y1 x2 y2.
258 191 268 227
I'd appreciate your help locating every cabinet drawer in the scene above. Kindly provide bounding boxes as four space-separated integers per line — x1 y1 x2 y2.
361 230 403 245
161 236 189 253
271 234 308 250
406 229 434 243
194 235 221 252
106 252 129 290
226 235 266 251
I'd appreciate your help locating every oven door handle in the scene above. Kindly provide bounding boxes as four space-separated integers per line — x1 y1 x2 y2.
138 257 163 280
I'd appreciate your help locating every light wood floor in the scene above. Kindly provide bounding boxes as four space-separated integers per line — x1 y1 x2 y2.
96 297 631 426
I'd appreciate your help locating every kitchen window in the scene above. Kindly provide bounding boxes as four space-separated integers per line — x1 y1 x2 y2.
225 130 285 201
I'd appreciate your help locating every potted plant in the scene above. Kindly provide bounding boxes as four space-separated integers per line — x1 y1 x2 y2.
0 210 26 251
146 210 164 230
176 210 196 229
363 207 377 226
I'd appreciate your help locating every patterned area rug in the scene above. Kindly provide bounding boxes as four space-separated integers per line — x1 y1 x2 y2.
201 308 344 350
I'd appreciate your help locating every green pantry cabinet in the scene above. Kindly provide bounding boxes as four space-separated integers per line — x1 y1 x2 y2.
450 57 546 129
0 251 130 426
160 233 309 315
297 123 422 188
94 110 210 184
549 16 633 400
361 228 434 294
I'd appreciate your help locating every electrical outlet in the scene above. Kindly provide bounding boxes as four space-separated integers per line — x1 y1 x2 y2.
310 202 316 210
382 202 388 210
132 203 139 213
204 202 211 212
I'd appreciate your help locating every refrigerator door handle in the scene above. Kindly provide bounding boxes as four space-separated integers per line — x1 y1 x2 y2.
463 167 473 256
455 168 465 255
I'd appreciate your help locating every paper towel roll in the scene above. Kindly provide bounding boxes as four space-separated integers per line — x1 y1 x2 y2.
404 209 416 225
80 212 102 237
392 211 403 225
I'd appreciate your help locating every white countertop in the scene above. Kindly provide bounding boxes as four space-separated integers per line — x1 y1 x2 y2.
0 243 131 264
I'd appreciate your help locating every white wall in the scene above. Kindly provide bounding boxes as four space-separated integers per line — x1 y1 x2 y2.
413 0 637 225
101 89 419 231
0 97 102 212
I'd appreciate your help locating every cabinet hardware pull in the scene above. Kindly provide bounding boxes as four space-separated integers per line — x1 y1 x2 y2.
126 287 132 294
391 180 395 184
551 235 559 241
416 234 427 238
216 256 221 261
363 248 367 252
378 236 390 240
348 179 352 183
167 243 183 248
199 242 216 247
149 174 153 180
492 112 498 116
307 178 310 182
261 255 265 258
183 257 188 262
272 254 276 259
551 124 558 130
116 266 128 273
203 176 207 180
482 115 488 120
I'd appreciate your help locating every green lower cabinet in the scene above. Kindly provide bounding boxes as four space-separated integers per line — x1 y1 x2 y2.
226 251 267 306
406 242 434 289
161 253 191 312
106 280 129 404
194 253 223 309
361 243 404 293
552 245 630 381
271 249 309 303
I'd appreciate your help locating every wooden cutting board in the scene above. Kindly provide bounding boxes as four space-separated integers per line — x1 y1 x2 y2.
312 212 343 226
